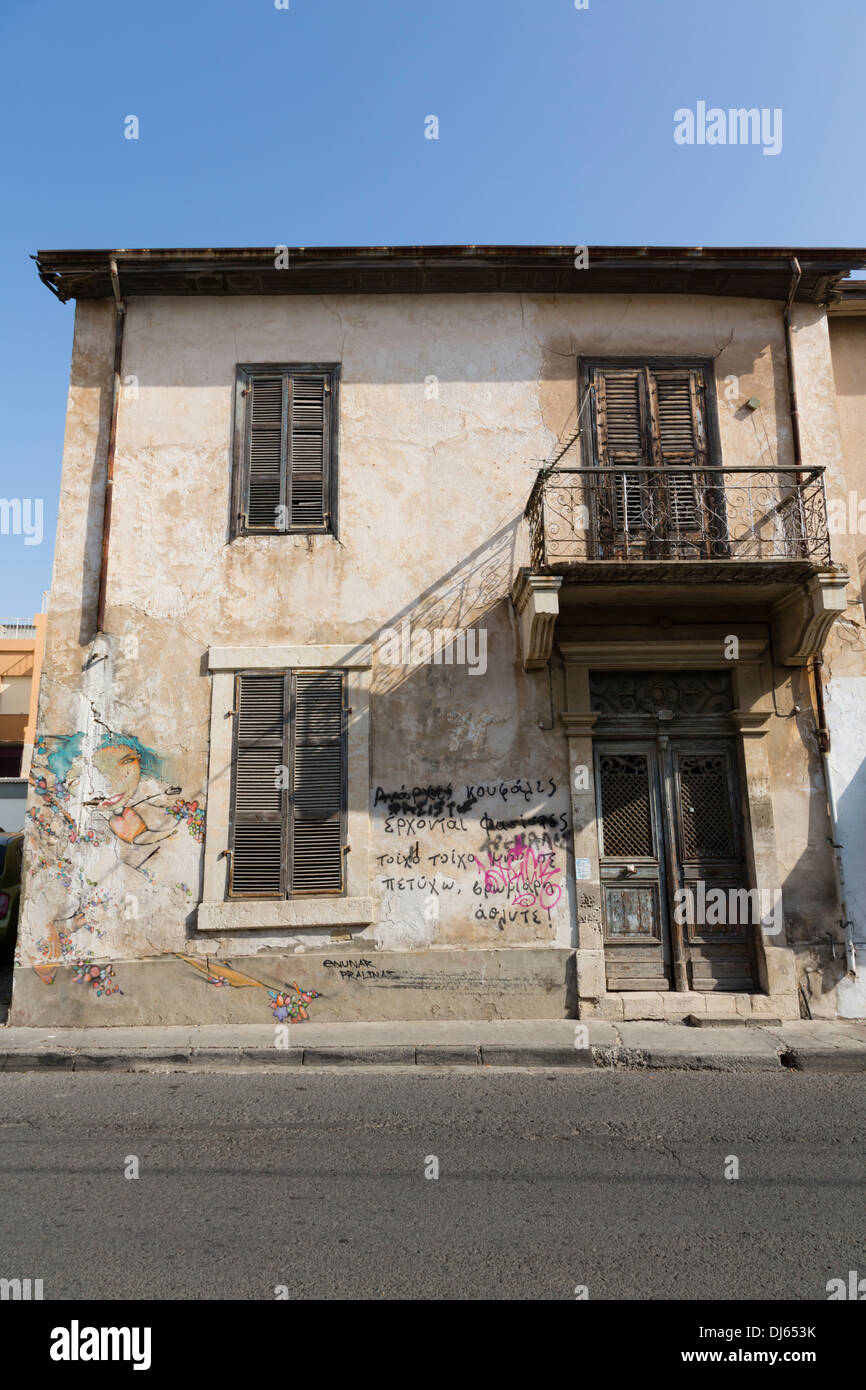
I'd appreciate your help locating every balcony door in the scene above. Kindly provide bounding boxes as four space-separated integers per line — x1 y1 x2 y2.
583 360 728 561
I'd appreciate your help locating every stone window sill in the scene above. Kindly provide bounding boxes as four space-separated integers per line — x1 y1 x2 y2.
197 897 374 933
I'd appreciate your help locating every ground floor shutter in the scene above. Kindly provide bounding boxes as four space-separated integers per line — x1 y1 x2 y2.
290 671 346 893
229 669 346 897
229 673 287 896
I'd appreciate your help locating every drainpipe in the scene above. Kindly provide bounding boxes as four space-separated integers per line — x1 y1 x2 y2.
783 257 803 483
807 659 856 976
95 256 126 634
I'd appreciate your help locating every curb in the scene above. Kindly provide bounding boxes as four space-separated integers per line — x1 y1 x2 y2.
780 1048 866 1073
481 1044 593 1067
1 1044 865 1073
595 1046 786 1072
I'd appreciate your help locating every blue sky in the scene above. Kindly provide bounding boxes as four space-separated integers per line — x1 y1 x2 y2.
1 0 864 615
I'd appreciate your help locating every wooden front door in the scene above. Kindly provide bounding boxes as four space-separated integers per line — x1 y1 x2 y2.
595 734 755 992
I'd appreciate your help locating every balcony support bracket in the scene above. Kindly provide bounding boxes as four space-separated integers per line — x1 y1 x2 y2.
511 570 562 670
771 571 849 666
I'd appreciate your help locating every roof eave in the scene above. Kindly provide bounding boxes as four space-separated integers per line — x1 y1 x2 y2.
32 245 866 305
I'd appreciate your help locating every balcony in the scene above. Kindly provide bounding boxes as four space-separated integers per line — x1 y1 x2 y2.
513 464 847 669
526 465 831 574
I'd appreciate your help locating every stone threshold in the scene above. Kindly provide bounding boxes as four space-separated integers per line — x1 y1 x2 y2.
580 990 799 1022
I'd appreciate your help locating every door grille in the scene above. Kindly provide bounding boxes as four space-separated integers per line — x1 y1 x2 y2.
599 753 653 857
678 754 736 859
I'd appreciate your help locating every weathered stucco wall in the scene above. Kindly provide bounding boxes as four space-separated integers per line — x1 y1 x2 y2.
827 313 866 1016
13 291 866 1023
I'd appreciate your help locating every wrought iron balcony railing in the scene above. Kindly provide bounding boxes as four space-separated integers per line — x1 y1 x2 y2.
526 465 831 569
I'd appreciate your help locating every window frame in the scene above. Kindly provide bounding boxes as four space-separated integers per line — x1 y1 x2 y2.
199 644 373 934
230 362 341 540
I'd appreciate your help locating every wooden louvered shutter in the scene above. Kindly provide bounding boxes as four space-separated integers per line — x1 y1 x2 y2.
594 368 649 535
245 375 286 529
649 369 707 535
229 674 287 897
238 368 334 534
288 375 329 529
290 671 346 893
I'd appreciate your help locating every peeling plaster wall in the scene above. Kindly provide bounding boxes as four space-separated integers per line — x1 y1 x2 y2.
828 314 866 1016
14 291 866 1022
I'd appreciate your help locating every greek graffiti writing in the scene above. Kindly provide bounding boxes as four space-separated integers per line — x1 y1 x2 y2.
374 784 478 817
375 842 421 868
480 811 567 834
464 778 557 804
372 773 569 937
473 906 545 928
384 816 468 837
380 876 457 893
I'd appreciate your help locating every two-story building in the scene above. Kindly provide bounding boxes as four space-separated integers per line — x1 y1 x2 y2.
11 245 866 1026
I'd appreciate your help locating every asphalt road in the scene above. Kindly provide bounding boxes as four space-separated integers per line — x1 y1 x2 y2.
0 1069 863 1300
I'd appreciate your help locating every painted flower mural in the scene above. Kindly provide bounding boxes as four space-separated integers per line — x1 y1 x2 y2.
72 960 122 998
267 985 321 1022
175 956 321 1022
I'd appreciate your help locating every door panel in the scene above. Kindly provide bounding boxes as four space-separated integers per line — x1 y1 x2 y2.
595 736 756 992
595 744 671 991
670 742 755 991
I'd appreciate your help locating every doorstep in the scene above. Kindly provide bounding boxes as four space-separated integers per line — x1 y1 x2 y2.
579 990 798 1022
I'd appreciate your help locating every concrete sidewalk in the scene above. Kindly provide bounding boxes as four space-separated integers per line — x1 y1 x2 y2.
1 1017 866 1072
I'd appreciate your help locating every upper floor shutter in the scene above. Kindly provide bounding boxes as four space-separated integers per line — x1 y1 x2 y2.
229 673 287 897
593 367 650 533
246 375 286 529
290 671 345 894
237 367 335 534
289 376 329 529
649 369 707 533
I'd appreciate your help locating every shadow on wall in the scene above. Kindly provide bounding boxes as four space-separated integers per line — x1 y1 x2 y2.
74 305 115 647
360 558 574 953
368 515 521 694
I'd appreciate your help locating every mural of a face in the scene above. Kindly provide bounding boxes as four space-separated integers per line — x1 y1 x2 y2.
30 726 202 858
91 743 142 809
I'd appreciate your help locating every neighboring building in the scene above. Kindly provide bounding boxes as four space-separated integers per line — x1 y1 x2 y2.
11 245 866 1026
0 617 46 832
